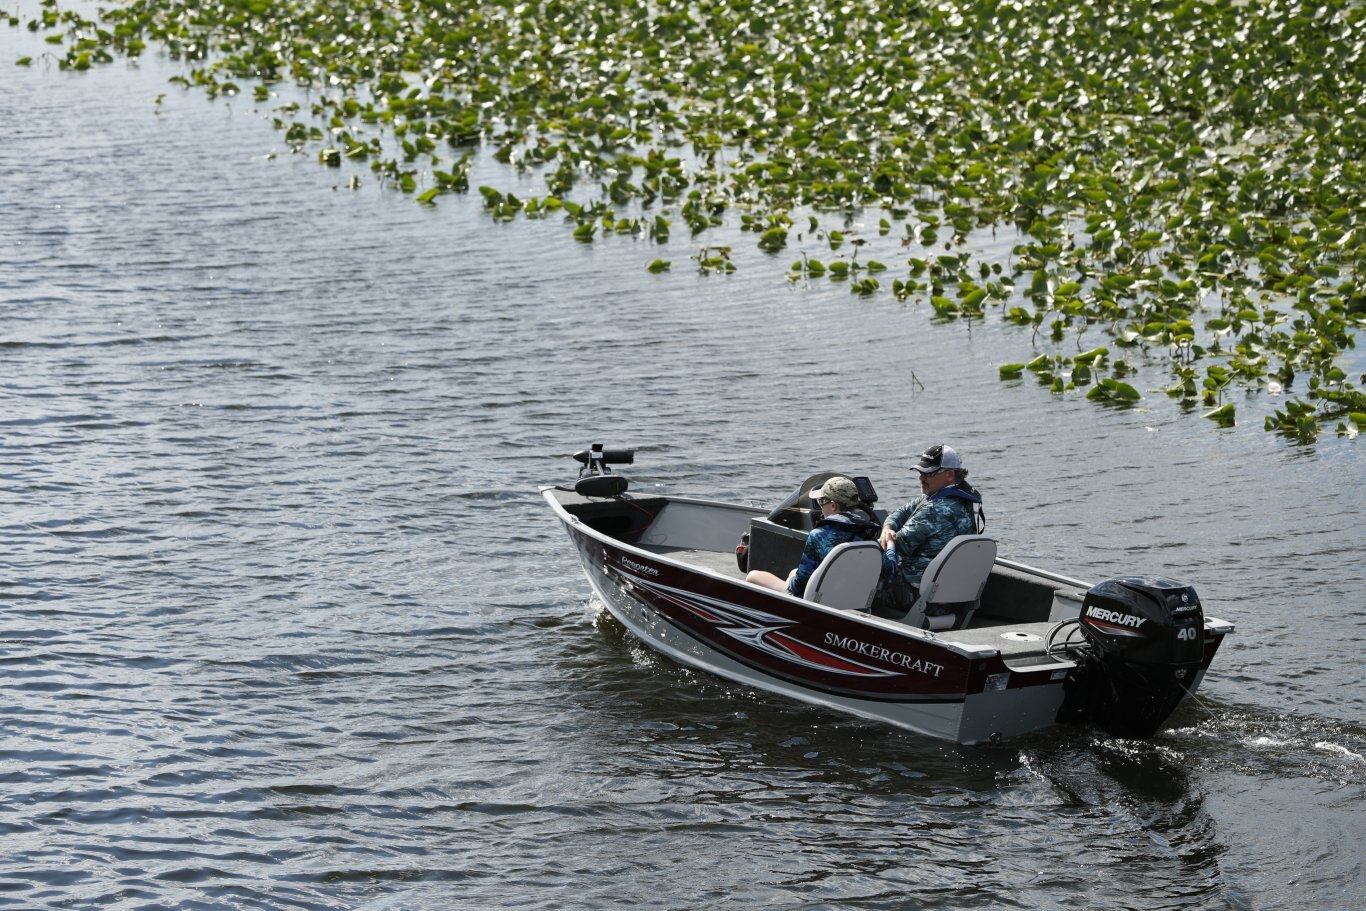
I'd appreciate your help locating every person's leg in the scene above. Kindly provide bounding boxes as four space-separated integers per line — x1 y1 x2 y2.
745 569 789 592
871 579 917 619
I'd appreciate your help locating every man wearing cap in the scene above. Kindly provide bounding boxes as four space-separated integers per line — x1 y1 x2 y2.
745 476 881 597
876 444 985 618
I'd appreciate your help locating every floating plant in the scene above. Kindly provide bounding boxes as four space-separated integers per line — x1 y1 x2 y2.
14 0 1363 441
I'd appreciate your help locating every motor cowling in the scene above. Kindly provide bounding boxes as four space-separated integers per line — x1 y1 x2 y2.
1070 576 1205 738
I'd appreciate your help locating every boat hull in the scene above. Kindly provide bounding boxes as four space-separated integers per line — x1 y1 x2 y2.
546 486 1231 745
553 494 1081 743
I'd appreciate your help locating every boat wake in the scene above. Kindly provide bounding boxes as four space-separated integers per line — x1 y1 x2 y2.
1165 699 1366 783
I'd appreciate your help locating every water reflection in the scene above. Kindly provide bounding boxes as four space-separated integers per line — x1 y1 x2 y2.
1011 734 1233 910
566 601 1254 909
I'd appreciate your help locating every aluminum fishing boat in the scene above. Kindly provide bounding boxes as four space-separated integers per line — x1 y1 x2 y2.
544 445 1234 745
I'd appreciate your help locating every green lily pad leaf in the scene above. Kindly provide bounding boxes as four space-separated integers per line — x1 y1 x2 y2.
960 288 987 310
999 363 1025 379
1204 403 1235 427
646 259 671 273
1087 378 1142 405
1029 270 1051 299
1105 379 1141 401
1073 347 1109 365
757 226 787 251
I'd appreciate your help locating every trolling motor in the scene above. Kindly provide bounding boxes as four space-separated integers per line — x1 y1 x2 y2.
571 444 634 497
1061 576 1206 738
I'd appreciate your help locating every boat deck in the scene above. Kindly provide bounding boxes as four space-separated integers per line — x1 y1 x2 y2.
933 624 1073 668
644 545 747 579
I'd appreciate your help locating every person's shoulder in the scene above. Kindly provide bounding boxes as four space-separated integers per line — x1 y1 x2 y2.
809 522 841 543
928 493 970 514
826 511 875 526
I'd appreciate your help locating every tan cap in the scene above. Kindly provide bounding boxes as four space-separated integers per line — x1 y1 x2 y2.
806 476 861 508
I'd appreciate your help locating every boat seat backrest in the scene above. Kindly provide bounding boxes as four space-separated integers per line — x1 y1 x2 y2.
804 541 884 613
903 535 998 631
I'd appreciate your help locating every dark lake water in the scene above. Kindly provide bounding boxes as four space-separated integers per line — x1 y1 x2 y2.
2 13 1363 910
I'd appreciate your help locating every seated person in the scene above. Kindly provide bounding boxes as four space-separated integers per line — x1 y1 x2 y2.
746 476 880 597
875 444 985 618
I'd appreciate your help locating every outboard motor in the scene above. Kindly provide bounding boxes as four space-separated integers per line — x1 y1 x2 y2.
1066 576 1205 738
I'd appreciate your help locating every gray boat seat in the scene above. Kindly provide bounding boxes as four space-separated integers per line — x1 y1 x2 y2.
804 541 884 613
903 535 998 631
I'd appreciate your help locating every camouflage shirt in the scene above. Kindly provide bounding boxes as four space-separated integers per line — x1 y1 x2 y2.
788 512 881 596
882 487 982 590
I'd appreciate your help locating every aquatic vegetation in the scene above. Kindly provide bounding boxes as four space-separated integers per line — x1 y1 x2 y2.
14 0 1363 440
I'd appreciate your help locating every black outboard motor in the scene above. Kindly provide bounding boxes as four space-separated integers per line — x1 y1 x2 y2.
1066 576 1205 738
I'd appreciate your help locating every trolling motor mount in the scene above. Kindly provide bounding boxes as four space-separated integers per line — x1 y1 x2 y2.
572 444 634 497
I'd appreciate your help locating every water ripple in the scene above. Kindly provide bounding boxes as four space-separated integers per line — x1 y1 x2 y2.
1 10 1362 911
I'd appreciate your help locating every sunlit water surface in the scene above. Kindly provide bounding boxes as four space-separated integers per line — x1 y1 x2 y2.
1 17 1363 911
